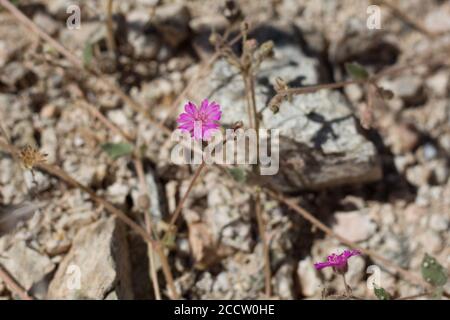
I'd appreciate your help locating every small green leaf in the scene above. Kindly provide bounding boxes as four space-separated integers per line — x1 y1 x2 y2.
374 285 391 300
101 142 134 160
421 254 448 287
345 62 369 80
228 167 247 183
83 42 93 67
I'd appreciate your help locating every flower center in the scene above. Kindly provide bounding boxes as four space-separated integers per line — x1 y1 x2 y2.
195 112 208 123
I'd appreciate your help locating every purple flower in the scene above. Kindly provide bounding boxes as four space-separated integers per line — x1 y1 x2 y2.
177 99 222 140
314 249 361 274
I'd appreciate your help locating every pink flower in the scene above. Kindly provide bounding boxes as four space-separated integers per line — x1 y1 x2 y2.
314 249 361 274
177 99 222 140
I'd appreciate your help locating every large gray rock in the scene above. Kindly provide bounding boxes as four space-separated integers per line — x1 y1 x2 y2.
187 25 381 192
0 241 54 292
47 217 133 299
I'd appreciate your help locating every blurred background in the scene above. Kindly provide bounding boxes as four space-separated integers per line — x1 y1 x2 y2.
0 0 449 300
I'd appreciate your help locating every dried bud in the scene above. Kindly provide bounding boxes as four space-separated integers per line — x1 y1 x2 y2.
268 95 283 114
274 77 288 92
19 145 47 170
137 194 150 211
270 103 280 114
240 21 249 33
256 40 274 60
244 39 258 52
233 120 244 130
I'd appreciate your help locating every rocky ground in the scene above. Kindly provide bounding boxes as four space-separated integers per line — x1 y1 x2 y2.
0 0 449 300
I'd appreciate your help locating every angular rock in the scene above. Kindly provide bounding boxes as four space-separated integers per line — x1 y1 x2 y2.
187 24 381 192
0 62 37 90
386 123 420 154
425 8 450 33
33 13 60 36
0 201 43 236
426 71 449 96
0 14 29 68
333 210 377 242
196 247 265 299
47 217 133 299
153 4 190 48
297 257 321 297
0 241 54 291
60 22 106 52
428 214 449 232
274 263 295 299
380 75 425 106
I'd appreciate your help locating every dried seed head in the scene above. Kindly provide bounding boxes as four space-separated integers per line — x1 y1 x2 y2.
208 32 219 46
240 21 249 33
19 145 47 170
244 39 258 53
270 104 280 114
268 95 283 114
137 194 150 211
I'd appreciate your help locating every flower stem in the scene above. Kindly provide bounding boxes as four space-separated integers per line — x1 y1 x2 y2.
242 56 271 296
168 161 206 228
341 273 352 297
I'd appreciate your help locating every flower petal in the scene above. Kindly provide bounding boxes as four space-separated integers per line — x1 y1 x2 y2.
199 98 209 113
314 262 334 270
184 102 197 115
177 113 194 122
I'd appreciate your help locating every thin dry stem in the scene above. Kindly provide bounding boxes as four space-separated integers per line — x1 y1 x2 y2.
0 122 11 143
254 191 271 297
78 101 134 142
0 263 33 300
168 161 206 228
395 292 430 300
134 158 162 300
105 0 116 55
240 33 271 297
